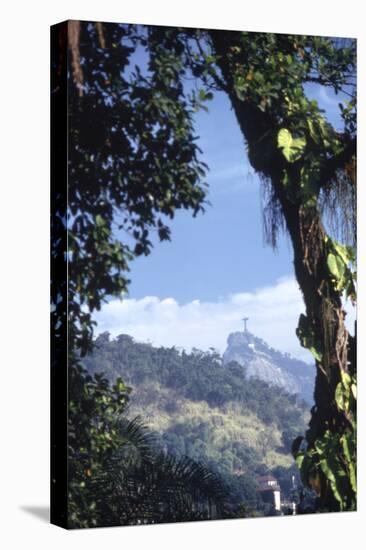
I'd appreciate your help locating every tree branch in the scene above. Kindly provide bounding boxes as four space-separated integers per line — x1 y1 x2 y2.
319 137 356 187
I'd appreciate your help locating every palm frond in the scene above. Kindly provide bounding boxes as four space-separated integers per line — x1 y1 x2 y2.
89 446 230 526
115 416 156 468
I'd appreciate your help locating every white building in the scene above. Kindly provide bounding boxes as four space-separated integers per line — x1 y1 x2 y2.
256 475 281 513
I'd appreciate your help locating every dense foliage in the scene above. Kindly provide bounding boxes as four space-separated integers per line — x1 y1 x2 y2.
67 366 131 526
67 365 231 528
89 450 230 525
52 21 222 527
66 22 209 356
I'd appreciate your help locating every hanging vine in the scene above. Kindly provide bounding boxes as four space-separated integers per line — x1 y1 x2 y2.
205 30 357 512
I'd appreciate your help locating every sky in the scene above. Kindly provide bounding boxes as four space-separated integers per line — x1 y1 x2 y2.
125 90 294 302
95 62 356 362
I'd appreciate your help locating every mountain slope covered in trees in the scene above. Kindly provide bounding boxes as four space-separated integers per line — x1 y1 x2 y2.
82 332 310 509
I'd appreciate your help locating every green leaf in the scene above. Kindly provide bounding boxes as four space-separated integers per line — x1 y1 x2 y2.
296 313 323 361
340 371 352 388
351 383 357 399
95 214 105 227
115 377 129 394
327 252 345 281
333 241 355 265
340 433 353 464
349 462 357 494
295 452 305 470
318 458 344 507
309 345 323 362
340 433 357 493
277 128 306 162
198 89 213 102
335 382 348 412
307 119 318 142
318 117 332 140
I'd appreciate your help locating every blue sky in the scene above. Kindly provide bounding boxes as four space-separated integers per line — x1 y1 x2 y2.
95 66 355 361
126 89 293 303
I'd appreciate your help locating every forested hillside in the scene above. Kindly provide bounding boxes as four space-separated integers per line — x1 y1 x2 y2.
82 332 310 511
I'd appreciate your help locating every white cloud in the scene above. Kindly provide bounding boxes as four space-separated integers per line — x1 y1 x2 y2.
207 163 257 195
208 163 253 182
94 276 356 364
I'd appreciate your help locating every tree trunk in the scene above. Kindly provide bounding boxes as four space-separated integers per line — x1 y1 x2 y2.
211 32 356 510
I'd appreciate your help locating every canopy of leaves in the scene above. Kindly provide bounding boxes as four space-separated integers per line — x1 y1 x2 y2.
67 362 232 528
155 28 356 248
89 451 230 527
62 22 210 355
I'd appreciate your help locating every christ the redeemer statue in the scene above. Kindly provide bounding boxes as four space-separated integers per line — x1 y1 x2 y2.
242 317 249 332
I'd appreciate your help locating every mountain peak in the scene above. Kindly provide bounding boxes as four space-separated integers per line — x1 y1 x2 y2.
227 330 254 343
223 330 315 404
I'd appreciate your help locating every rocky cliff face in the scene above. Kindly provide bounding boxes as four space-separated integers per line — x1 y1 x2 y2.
223 331 315 404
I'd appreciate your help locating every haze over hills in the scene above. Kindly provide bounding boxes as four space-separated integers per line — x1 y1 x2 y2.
223 330 315 404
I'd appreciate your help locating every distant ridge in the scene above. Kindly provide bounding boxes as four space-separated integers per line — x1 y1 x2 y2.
82 331 309 500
